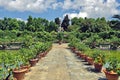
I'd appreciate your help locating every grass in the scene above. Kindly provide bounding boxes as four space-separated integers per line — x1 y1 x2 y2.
84 49 120 61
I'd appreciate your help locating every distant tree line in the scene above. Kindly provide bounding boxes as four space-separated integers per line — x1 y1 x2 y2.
0 15 119 32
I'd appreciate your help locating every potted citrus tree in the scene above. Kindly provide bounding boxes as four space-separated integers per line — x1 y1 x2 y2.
20 48 31 73
85 49 94 65
103 57 120 80
12 55 27 80
77 42 88 61
92 50 105 72
29 48 38 67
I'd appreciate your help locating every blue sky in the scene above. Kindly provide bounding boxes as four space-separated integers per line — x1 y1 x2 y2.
0 0 120 21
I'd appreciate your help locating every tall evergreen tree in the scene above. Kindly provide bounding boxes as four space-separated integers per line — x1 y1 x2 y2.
55 17 61 26
61 15 70 31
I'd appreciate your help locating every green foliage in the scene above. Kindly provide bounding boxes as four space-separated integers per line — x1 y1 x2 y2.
55 17 61 26
68 36 79 47
76 42 89 52
104 57 120 75
98 32 110 40
22 35 34 48
76 33 91 41
92 50 105 64
57 32 64 41
61 15 70 31
36 31 54 42
0 41 52 79
47 21 58 32
68 25 79 32
69 39 89 52
71 17 111 33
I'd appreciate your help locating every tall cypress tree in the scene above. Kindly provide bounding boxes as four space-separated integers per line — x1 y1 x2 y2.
61 15 70 31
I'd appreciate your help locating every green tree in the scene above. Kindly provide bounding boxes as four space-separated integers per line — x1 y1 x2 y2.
61 15 70 31
26 25 35 32
27 15 33 27
3 17 9 30
18 20 26 31
55 17 61 26
71 17 83 25
110 14 120 30
47 21 58 32
0 20 5 30
8 19 19 30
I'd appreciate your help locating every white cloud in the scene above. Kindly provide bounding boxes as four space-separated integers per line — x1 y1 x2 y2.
52 2 63 9
64 12 87 19
0 0 120 19
62 0 120 19
0 0 56 12
16 18 27 22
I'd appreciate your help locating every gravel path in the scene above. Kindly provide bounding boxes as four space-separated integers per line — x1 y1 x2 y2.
24 43 115 80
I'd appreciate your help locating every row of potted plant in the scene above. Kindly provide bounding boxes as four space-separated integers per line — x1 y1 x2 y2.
0 42 52 80
69 42 120 80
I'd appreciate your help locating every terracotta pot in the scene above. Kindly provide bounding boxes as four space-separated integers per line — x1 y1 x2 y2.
41 52 46 57
75 51 80 56
94 63 103 72
58 41 62 45
84 55 88 61
44 51 47 56
87 57 94 65
70 47 74 50
39 53 44 58
72 48 77 53
70 47 75 51
42 52 46 57
80 54 86 59
13 68 27 80
21 65 31 73
13 78 17 80
29 58 38 67
103 70 119 80
36 54 42 60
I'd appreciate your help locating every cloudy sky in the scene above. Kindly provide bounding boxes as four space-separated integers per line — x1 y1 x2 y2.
0 0 120 21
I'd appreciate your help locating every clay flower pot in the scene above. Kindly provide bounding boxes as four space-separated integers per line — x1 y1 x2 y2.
21 64 31 73
29 58 38 67
70 47 74 51
87 57 94 65
42 52 47 57
72 47 77 53
36 54 42 60
59 41 62 45
103 70 119 80
80 54 86 60
13 68 27 80
75 51 80 56
84 55 88 61
41 52 46 57
94 63 103 72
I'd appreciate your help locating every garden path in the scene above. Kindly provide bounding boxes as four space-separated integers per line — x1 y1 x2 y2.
24 43 111 80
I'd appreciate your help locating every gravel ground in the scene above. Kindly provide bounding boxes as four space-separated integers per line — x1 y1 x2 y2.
24 43 120 80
